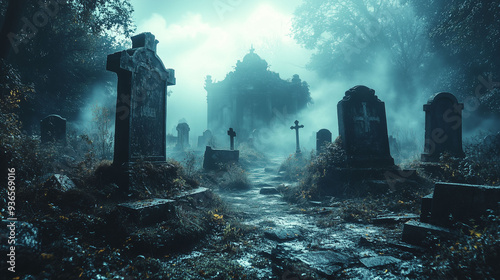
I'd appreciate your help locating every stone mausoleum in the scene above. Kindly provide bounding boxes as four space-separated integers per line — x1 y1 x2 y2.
205 47 311 142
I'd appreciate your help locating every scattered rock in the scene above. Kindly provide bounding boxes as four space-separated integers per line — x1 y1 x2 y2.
255 183 273 188
260 187 279 195
43 174 76 192
264 227 301 242
359 256 401 268
387 241 426 254
402 220 457 246
174 187 212 207
358 236 374 246
271 176 286 182
297 251 351 276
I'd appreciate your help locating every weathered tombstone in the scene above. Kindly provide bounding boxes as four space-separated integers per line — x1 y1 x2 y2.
197 129 213 148
176 122 190 150
203 146 239 170
316 129 332 154
337 85 394 167
227 128 236 150
40 114 66 144
106 32 175 167
421 92 465 162
290 120 304 154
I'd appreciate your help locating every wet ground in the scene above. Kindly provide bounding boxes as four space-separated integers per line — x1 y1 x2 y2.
164 156 428 279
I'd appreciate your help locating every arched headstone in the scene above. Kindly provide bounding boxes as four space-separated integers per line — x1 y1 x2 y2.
316 129 332 154
421 92 464 162
337 85 394 167
176 122 190 150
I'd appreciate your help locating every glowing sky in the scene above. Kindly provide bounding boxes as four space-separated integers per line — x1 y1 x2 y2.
129 0 324 140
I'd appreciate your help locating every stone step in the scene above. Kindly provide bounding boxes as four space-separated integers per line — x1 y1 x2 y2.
118 198 175 225
428 182 500 227
118 187 212 225
372 213 419 224
401 220 457 246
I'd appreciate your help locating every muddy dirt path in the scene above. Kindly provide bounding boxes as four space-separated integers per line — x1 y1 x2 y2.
212 156 426 279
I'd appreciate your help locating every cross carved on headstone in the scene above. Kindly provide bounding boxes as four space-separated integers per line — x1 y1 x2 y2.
227 128 236 150
354 102 380 133
290 120 304 154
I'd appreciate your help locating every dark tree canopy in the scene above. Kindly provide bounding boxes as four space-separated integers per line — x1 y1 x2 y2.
292 0 500 113
0 0 135 131
291 0 435 102
409 0 500 114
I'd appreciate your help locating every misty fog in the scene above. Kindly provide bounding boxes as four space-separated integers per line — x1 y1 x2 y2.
115 0 497 158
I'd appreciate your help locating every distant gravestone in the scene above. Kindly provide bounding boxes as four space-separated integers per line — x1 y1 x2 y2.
421 92 465 162
337 85 394 167
40 114 66 144
176 122 190 150
197 130 213 148
227 128 236 150
107 32 175 166
316 129 332 154
290 120 304 154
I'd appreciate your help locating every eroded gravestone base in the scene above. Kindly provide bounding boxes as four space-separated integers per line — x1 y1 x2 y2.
402 182 500 245
203 146 239 170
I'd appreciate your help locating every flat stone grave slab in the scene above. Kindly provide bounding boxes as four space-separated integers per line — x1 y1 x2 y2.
118 198 175 225
360 256 401 268
297 251 351 276
402 220 457 246
203 146 239 170
372 213 419 224
174 187 212 207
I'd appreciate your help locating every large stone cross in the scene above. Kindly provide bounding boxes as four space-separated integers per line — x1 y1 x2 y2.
354 102 380 133
227 128 236 150
290 120 304 154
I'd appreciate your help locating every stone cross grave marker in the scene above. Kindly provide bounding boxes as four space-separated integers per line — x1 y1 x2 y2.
290 120 304 154
421 92 465 162
106 32 175 166
227 128 236 150
40 114 66 144
316 129 332 154
337 85 394 167
176 122 190 150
